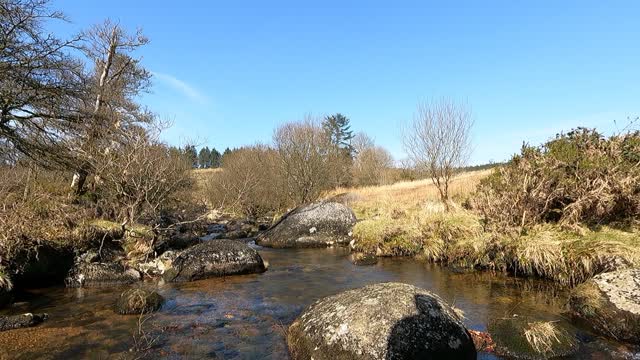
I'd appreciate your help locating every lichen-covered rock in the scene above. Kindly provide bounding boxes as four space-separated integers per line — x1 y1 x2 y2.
287 282 476 360
569 268 640 344
0 313 48 332
65 262 141 287
350 252 378 266
115 289 164 315
488 317 578 359
163 240 266 282
256 202 356 248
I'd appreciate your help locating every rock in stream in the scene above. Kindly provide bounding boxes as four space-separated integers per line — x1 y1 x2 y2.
287 282 476 360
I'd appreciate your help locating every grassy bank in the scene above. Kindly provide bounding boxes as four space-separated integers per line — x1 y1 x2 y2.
328 170 640 286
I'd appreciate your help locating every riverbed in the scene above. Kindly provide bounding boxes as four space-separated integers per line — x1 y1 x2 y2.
0 244 637 359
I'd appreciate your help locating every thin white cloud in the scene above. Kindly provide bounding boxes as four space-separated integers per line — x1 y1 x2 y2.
152 71 209 105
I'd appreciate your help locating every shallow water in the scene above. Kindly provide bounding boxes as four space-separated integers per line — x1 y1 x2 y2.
0 244 637 359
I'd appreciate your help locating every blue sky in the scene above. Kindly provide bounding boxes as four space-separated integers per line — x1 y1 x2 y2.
52 1 639 164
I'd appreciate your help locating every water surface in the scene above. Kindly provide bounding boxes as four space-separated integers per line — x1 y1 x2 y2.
0 245 636 359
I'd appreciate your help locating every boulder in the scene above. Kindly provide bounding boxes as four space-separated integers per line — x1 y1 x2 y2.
350 252 378 266
488 317 578 359
256 202 356 248
163 240 266 282
569 268 640 344
115 289 164 315
0 313 48 332
65 262 141 287
287 282 476 360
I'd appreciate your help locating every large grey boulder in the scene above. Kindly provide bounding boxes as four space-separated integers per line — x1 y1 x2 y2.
569 268 640 344
287 282 476 360
65 262 141 287
0 313 48 332
115 288 164 315
256 202 356 248
163 240 266 282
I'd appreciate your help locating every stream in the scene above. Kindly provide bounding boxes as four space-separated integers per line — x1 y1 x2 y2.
0 244 638 359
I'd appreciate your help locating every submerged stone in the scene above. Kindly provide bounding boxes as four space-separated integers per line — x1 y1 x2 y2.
287 282 476 360
115 288 164 315
256 201 356 248
163 239 266 282
569 268 640 344
488 317 578 359
0 313 48 332
350 252 378 266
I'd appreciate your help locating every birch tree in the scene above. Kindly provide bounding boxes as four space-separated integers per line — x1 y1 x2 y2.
403 98 473 211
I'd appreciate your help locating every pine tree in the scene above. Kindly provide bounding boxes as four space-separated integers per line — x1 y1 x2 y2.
183 145 198 168
198 147 211 168
210 148 222 168
222 147 232 163
322 113 355 153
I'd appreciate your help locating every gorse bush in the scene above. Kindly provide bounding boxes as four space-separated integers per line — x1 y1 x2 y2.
474 127 640 229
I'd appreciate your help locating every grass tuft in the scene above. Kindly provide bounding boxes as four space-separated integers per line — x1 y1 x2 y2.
524 321 563 354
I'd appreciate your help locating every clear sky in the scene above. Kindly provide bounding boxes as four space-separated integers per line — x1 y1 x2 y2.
51 0 639 164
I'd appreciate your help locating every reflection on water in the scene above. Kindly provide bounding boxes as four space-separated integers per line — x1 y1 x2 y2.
0 245 637 359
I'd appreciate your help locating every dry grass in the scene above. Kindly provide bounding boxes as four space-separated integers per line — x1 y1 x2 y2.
0 267 12 291
510 226 640 286
523 321 563 354
335 170 491 259
329 170 491 217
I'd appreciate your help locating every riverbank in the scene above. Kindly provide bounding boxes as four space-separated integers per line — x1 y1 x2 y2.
328 170 640 286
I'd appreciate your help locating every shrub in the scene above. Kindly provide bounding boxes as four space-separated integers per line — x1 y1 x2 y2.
273 118 334 204
474 128 640 229
92 125 194 224
206 145 289 217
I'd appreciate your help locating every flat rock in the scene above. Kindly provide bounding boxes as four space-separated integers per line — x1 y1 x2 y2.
256 202 356 248
163 240 266 282
569 268 640 344
287 282 476 360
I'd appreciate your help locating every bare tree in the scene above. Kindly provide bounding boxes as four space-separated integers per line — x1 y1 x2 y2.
273 117 332 205
403 98 473 210
70 20 152 194
351 132 394 186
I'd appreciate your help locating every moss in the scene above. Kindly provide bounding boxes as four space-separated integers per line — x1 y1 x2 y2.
73 219 124 245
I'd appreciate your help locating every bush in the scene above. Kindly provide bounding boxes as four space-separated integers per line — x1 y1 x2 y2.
273 119 334 204
474 128 640 229
206 145 289 217
92 125 194 224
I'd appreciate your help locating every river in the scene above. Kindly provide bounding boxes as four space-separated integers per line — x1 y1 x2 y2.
0 244 637 359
